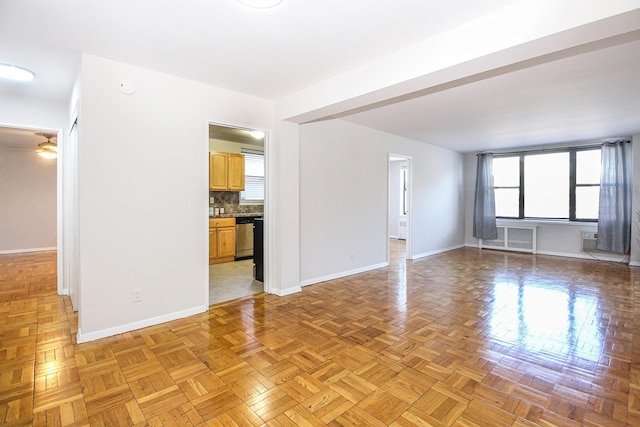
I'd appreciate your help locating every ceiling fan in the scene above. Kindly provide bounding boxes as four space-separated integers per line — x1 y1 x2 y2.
0 131 58 159
35 133 57 159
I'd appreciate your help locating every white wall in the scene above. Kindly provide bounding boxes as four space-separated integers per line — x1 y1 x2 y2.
0 150 57 252
0 93 67 131
209 138 264 154
299 120 464 285
76 54 274 342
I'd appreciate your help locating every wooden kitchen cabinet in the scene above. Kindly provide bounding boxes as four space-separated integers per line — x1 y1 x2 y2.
209 217 236 264
227 153 245 191
209 152 245 191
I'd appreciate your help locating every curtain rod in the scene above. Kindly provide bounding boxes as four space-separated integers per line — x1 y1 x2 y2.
477 139 630 157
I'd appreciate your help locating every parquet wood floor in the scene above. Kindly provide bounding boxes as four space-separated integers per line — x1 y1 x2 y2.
1 243 640 426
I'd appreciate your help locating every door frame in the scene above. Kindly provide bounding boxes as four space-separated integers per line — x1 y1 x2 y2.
206 120 270 302
388 153 412 262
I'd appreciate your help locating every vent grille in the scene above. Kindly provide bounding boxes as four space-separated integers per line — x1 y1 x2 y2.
479 225 536 254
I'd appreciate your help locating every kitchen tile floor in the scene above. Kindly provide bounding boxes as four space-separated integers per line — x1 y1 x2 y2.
209 259 263 305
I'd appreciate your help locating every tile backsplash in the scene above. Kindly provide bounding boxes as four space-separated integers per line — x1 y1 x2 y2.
210 191 263 215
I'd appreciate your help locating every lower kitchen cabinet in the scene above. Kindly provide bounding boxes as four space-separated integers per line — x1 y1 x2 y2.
209 217 236 264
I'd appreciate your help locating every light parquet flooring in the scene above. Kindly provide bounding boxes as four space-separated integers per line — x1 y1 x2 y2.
2 244 640 426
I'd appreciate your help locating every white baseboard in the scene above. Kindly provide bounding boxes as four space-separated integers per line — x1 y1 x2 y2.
77 304 208 343
0 246 56 255
271 286 302 297
411 244 465 260
300 262 389 287
466 242 628 263
629 261 640 267
536 250 628 263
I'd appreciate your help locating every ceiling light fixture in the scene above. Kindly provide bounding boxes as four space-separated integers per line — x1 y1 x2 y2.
237 0 283 9
35 133 57 159
0 63 35 81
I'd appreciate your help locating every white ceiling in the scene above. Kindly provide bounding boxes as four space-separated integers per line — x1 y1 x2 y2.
1 0 639 153
344 37 640 152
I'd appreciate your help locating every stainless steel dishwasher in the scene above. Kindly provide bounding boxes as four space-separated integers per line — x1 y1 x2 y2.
235 217 254 260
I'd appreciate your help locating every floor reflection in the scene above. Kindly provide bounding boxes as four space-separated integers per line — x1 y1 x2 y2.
490 275 602 361
389 238 408 309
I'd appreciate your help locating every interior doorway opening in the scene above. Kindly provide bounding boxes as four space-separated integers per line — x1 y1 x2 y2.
207 123 266 305
388 154 411 264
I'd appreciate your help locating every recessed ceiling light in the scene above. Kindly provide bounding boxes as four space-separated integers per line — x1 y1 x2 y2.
0 63 35 82
249 130 265 139
237 0 283 9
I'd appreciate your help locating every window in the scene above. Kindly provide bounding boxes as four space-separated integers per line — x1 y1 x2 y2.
493 147 601 221
401 167 408 215
240 150 264 204
525 152 569 218
493 157 520 218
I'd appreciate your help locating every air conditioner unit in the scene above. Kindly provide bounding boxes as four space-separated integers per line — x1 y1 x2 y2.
581 231 598 252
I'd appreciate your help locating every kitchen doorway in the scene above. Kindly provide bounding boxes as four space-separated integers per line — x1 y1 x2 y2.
388 154 411 263
208 123 265 305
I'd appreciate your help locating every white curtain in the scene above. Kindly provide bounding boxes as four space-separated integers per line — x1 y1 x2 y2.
596 140 632 254
473 153 498 240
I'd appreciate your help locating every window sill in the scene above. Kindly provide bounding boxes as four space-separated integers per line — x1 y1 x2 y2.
497 218 597 227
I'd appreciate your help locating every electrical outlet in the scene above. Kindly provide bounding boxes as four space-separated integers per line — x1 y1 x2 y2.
133 288 142 303
209 197 215 205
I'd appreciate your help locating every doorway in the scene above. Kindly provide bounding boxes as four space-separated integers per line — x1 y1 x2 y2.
388 154 411 263
208 123 266 305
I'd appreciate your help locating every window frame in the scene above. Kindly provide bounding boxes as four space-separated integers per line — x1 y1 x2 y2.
493 146 600 222
239 149 265 205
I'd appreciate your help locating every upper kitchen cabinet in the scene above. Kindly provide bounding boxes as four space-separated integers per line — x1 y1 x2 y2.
209 152 245 191
227 153 245 191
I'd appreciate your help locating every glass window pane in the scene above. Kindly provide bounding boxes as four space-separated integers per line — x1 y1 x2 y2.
576 149 601 184
576 186 599 219
493 156 519 187
240 151 264 203
495 188 519 217
524 152 569 218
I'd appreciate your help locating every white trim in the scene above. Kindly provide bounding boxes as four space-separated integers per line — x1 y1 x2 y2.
56 128 64 296
77 304 208 343
629 261 640 267
271 286 302 297
411 244 464 260
0 247 57 255
497 219 597 227
536 250 628 263
465 243 628 263
300 262 389 287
